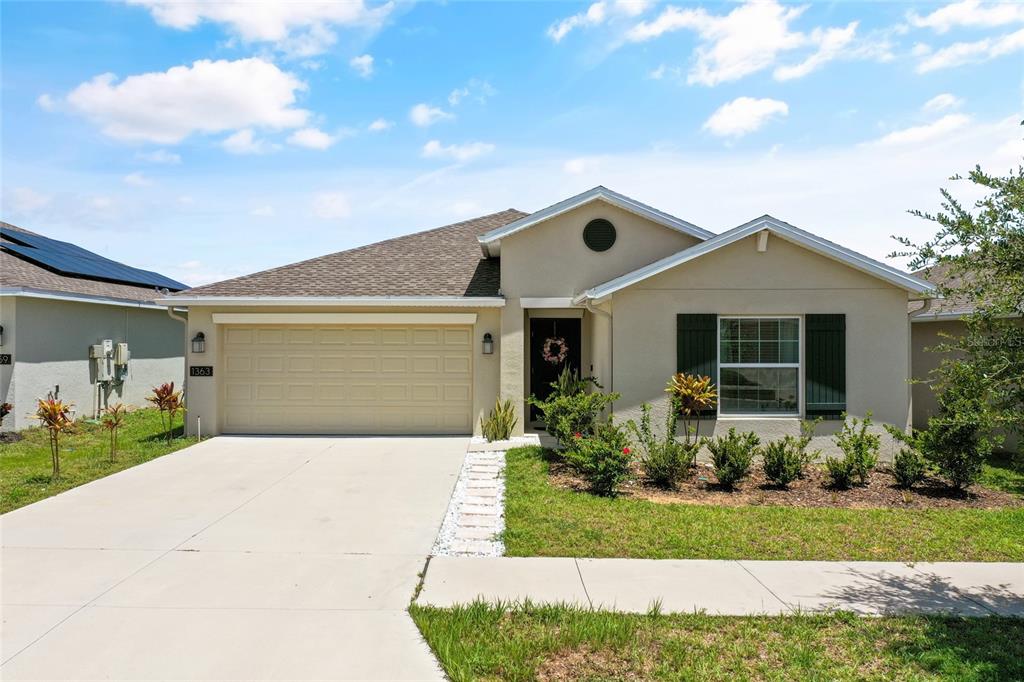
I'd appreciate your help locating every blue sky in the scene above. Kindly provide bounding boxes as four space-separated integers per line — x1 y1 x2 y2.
2 0 1020 286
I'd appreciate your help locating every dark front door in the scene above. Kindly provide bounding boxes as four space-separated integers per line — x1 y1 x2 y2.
529 317 582 421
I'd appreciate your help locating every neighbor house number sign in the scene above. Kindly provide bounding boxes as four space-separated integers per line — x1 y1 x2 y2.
189 366 213 377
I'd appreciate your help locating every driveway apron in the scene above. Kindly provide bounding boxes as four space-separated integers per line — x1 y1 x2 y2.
1 436 466 680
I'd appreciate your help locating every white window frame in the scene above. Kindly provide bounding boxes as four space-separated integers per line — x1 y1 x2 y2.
716 315 802 419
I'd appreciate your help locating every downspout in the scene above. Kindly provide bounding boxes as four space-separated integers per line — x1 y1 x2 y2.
165 305 189 425
906 297 936 431
580 296 613 393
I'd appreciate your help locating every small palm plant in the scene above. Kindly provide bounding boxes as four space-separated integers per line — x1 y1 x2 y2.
102 403 128 462
665 373 717 444
481 398 518 442
147 382 185 443
34 399 74 479
0 402 12 428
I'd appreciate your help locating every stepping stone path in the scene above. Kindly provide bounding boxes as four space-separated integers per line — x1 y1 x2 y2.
432 436 539 557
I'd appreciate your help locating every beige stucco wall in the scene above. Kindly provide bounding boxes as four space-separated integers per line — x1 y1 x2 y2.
0 296 15 430
497 199 702 432
609 233 913 459
911 318 1019 453
183 305 501 437
0 296 186 431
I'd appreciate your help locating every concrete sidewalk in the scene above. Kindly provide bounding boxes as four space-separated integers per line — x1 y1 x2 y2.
417 557 1024 616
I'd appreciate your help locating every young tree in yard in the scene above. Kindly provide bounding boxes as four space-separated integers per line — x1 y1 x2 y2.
34 399 74 479
893 156 1023 481
102 403 127 462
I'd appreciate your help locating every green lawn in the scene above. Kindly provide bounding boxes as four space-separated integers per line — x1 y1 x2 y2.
503 446 1024 562
980 451 1024 496
411 601 1024 682
0 408 197 514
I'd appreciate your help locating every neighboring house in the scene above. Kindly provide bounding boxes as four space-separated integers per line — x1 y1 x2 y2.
0 222 187 431
161 187 935 455
910 263 1020 452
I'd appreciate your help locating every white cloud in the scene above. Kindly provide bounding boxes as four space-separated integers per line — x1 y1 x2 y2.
548 2 607 42
349 54 374 78
908 0 1024 33
125 0 394 57
66 58 309 144
916 28 1024 72
563 157 601 175
922 93 963 112
122 172 153 186
312 191 351 219
250 205 275 217
448 79 496 106
287 127 337 150
450 200 481 217
626 1 884 86
773 22 858 81
421 140 495 162
36 94 56 111
872 113 971 146
368 118 394 132
222 128 270 154
5 187 52 213
614 0 650 17
703 97 789 138
136 149 181 164
409 103 454 127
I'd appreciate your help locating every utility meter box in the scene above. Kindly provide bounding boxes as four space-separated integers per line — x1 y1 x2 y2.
102 339 113 355
94 356 112 382
89 344 106 359
114 343 130 365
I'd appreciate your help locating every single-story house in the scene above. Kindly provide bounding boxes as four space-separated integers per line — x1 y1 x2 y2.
0 221 187 431
161 187 936 456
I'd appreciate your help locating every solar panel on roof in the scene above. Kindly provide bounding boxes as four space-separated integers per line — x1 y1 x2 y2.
0 227 187 290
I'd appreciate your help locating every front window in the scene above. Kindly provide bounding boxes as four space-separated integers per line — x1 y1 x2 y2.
719 317 799 415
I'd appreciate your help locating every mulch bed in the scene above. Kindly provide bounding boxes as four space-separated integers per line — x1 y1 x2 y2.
548 459 1022 510
0 432 23 445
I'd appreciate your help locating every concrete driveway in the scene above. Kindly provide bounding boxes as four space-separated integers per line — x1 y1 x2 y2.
1 436 467 680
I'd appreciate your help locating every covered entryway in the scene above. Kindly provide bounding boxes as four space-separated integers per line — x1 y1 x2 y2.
221 324 473 434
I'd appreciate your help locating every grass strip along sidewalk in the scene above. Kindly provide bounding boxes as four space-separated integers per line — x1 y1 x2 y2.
411 601 1024 682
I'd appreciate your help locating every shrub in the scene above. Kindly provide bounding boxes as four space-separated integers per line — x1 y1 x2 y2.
707 428 759 489
563 419 633 496
626 401 697 488
797 418 823 473
825 455 855 489
833 413 880 485
481 398 518 442
665 373 717 444
892 447 927 489
102 403 128 462
0 402 11 428
914 363 996 490
528 368 619 448
762 437 805 488
147 382 185 444
34 398 74 479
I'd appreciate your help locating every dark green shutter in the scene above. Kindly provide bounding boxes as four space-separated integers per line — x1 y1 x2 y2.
676 314 717 378
805 314 846 418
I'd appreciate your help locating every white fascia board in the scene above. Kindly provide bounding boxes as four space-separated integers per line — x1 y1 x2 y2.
0 287 170 310
211 312 478 325
519 297 581 308
580 216 938 300
155 295 506 308
477 186 713 254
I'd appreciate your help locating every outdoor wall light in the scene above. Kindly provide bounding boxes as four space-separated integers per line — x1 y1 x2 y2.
482 332 494 355
191 332 206 354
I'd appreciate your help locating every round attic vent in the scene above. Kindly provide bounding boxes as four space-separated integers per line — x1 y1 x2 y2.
583 218 616 252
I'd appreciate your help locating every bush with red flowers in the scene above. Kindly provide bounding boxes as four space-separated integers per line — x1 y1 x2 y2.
563 419 633 496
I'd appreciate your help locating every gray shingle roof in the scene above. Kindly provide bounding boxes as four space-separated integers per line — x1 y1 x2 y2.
0 222 168 304
909 262 977 318
178 209 527 298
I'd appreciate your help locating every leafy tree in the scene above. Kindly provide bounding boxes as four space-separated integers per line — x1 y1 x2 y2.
893 159 1023 448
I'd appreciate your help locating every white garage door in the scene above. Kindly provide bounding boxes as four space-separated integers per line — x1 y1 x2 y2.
221 325 473 434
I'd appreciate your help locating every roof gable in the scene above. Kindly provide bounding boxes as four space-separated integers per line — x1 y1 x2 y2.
477 186 713 256
577 215 937 302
